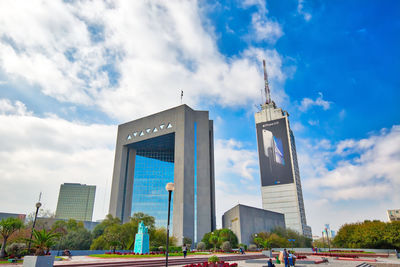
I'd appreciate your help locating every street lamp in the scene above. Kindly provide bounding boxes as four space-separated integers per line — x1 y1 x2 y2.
28 201 42 252
165 182 175 267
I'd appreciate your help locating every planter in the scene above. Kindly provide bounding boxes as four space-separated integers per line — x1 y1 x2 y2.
23 255 55 267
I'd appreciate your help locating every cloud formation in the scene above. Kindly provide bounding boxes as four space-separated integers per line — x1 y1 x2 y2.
299 125 400 230
299 92 331 111
0 0 287 122
0 99 115 220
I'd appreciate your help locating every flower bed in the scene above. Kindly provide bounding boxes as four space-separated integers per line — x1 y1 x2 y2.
183 262 238 267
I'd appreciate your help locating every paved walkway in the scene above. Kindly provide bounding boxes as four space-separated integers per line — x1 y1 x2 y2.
3 254 399 267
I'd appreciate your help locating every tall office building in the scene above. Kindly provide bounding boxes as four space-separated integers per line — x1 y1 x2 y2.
55 183 96 221
254 60 312 238
109 105 216 244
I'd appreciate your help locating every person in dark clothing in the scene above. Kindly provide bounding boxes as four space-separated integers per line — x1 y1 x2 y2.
268 258 275 267
182 244 187 258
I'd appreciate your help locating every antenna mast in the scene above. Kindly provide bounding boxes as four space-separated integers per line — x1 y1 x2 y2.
263 59 271 104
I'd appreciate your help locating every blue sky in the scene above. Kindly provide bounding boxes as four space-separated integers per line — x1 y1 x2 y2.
0 0 399 235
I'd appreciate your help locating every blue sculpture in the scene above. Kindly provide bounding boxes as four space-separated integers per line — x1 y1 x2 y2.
134 221 150 254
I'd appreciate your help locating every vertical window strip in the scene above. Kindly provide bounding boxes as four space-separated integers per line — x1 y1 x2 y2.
194 122 197 243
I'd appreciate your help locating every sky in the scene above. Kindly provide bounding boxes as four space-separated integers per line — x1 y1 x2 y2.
0 0 399 236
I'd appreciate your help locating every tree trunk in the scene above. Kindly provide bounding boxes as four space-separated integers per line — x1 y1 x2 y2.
0 237 8 258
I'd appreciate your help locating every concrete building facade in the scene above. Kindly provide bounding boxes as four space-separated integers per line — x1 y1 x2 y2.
109 105 216 244
222 204 285 245
387 209 400 222
255 102 312 238
55 183 96 221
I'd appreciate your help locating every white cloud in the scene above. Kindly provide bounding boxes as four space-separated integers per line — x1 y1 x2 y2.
0 0 289 122
0 98 32 116
298 125 400 232
0 104 115 221
297 0 312 21
214 139 259 182
242 0 284 43
299 92 332 112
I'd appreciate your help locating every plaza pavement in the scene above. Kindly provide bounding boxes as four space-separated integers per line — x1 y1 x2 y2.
2 253 400 267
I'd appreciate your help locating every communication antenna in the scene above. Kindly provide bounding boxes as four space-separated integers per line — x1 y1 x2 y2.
263 59 271 104
180 90 183 104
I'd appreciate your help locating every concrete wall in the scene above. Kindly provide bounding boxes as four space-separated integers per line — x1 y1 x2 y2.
108 105 215 245
222 204 285 246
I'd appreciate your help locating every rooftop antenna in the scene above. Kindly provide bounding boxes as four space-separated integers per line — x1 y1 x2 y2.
180 90 183 104
263 59 271 104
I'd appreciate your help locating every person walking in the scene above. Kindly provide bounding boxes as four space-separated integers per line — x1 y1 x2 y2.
283 248 289 267
182 243 187 258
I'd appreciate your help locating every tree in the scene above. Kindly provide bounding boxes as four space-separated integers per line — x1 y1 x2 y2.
56 228 92 250
103 225 122 254
151 227 176 248
92 214 121 239
253 237 263 248
29 229 60 256
197 241 206 250
0 217 24 258
209 235 218 251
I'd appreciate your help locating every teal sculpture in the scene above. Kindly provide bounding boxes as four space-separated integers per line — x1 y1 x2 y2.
134 221 150 254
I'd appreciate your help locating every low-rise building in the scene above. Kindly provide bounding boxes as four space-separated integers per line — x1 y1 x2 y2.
387 209 400 222
0 212 26 222
222 204 285 246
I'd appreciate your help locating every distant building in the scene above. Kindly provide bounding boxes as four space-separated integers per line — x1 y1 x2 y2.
55 183 96 221
222 204 285 245
387 209 400 222
0 212 26 222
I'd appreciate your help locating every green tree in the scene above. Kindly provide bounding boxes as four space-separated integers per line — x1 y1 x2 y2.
103 225 122 253
209 235 218 251
0 218 24 258
29 229 60 256
56 228 92 250
92 214 121 239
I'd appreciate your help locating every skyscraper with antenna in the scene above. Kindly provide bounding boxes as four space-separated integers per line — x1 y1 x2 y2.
254 60 312 238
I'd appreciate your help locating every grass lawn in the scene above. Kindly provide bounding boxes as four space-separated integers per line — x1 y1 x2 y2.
90 252 210 258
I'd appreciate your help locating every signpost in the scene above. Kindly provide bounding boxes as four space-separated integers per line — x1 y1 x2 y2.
288 239 296 252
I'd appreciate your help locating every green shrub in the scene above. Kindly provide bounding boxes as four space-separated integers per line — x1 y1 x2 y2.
208 255 220 263
248 244 257 251
168 246 182 252
197 242 206 250
150 246 159 251
221 241 231 252
6 243 26 257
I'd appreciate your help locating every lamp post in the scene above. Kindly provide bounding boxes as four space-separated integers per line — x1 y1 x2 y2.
28 201 42 252
165 182 175 267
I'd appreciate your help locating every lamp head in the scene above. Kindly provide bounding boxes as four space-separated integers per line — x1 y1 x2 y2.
35 202 42 209
165 182 175 192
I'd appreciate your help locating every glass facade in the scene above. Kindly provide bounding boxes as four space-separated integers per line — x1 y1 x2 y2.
130 133 175 228
194 122 197 242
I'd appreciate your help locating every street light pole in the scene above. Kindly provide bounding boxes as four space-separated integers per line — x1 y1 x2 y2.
165 183 175 267
28 201 42 252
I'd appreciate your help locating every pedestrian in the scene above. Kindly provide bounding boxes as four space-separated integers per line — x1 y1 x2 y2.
267 258 275 267
182 243 187 258
289 251 296 266
283 248 289 267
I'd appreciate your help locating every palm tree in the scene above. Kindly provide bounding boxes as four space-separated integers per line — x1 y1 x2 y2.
0 217 24 258
29 229 60 256
209 235 218 252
